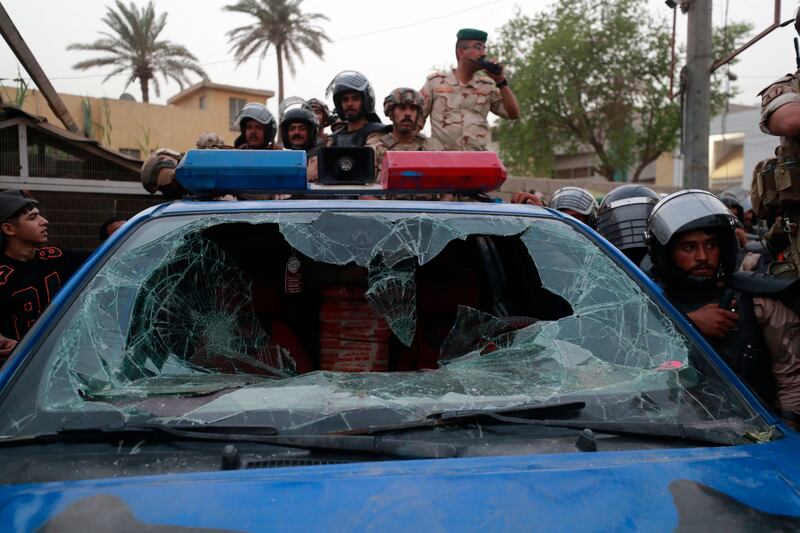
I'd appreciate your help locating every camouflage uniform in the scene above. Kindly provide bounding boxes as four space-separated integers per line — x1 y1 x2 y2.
741 254 800 417
367 133 443 176
757 73 800 277
420 70 508 151
759 73 800 139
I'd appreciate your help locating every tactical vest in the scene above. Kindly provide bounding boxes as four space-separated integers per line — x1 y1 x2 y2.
329 122 387 148
669 284 776 404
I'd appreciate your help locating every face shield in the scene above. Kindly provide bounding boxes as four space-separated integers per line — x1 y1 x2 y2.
647 190 735 246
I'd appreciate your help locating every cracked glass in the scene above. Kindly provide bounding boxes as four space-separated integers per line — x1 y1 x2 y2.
0 210 770 440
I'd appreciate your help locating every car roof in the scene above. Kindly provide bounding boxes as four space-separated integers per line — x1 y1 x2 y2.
150 199 561 218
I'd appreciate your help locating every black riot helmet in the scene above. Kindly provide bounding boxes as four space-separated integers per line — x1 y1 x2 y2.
234 103 276 148
645 190 738 289
278 98 319 150
597 185 660 265
280 107 319 149
549 187 599 227
325 70 381 123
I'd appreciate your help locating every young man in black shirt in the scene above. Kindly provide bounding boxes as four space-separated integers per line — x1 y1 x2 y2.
0 191 87 362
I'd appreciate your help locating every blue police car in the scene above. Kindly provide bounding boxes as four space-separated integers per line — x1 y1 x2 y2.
0 151 799 531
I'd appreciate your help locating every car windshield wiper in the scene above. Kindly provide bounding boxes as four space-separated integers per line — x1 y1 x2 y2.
332 400 587 435
0 423 457 460
332 401 756 447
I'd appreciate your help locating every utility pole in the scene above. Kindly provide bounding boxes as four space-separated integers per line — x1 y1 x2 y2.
682 0 713 190
0 3 81 134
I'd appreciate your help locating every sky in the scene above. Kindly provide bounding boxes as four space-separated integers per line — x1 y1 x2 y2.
0 0 797 122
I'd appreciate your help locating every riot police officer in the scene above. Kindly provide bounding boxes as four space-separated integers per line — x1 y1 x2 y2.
324 71 386 148
279 105 319 155
646 190 779 404
549 187 599 228
233 102 276 150
596 184 660 266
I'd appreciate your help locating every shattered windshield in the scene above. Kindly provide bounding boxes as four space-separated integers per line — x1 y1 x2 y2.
0 210 769 438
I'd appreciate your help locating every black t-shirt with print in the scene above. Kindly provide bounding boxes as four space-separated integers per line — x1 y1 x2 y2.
0 246 89 340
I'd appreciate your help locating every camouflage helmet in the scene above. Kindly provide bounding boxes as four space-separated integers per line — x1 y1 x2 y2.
307 98 331 127
383 87 425 118
140 148 182 195
195 132 228 149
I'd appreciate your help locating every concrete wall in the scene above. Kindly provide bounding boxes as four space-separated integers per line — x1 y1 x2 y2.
1 85 273 155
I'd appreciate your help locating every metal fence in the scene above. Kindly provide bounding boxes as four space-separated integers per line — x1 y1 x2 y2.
33 190 162 251
26 129 139 182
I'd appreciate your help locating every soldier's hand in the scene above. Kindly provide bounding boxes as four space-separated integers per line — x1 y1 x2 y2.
687 303 738 338
511 191 543 206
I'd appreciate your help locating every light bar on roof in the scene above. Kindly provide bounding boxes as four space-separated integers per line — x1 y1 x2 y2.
379 151 507 193
175 149 308 194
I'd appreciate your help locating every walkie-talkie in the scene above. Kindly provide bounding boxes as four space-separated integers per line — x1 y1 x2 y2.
719 288 736 312
476 58 503 76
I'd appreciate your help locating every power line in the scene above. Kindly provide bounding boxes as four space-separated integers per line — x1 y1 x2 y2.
7 0 506 83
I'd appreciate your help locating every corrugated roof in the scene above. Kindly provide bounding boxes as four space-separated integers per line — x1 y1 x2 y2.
0 104 142 167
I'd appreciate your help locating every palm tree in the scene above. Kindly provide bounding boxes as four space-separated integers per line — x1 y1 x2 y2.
68 1 208 103
224 0 330 104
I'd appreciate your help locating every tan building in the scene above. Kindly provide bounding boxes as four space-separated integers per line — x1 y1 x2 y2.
0 81 274 157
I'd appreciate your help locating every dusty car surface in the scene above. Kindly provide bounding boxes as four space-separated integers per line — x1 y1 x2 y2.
0 151 799 531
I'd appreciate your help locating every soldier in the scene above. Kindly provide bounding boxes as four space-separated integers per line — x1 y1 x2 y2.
757 12 800 278
233 102 276 150
307 98 332 146
646 190 800 423
548 187 598 228
420 28 519 151
324 71 386 148
367 88 443 176
195 132 230 149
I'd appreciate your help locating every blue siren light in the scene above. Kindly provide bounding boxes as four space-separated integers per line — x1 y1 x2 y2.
175 150 309 194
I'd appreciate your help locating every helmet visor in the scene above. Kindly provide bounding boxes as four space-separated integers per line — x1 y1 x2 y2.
648 190 734 246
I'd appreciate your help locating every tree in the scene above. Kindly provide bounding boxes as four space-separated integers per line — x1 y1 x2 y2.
494 0 751 181
68 1 208 103
224 0 330 104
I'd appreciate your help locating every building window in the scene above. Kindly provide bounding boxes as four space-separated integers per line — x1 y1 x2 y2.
119 148 141 159
229 98 247 131
199 95 206 110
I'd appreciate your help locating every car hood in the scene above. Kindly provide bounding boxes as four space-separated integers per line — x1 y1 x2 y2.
3 439 800 532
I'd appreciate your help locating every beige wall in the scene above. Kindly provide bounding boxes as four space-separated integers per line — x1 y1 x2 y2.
1 86 271 155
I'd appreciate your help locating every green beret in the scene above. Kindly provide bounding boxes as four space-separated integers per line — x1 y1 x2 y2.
456 28 488 42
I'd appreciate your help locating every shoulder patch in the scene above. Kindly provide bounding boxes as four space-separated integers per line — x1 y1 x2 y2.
0 264 13 286
36 246 63 261
758 74 797 97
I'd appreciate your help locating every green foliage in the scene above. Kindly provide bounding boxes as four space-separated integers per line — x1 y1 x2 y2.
81 97 93 138
133 123 152 155
224 0 330 103
68 1 208 103
100 98 113 146
494 0 751 181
